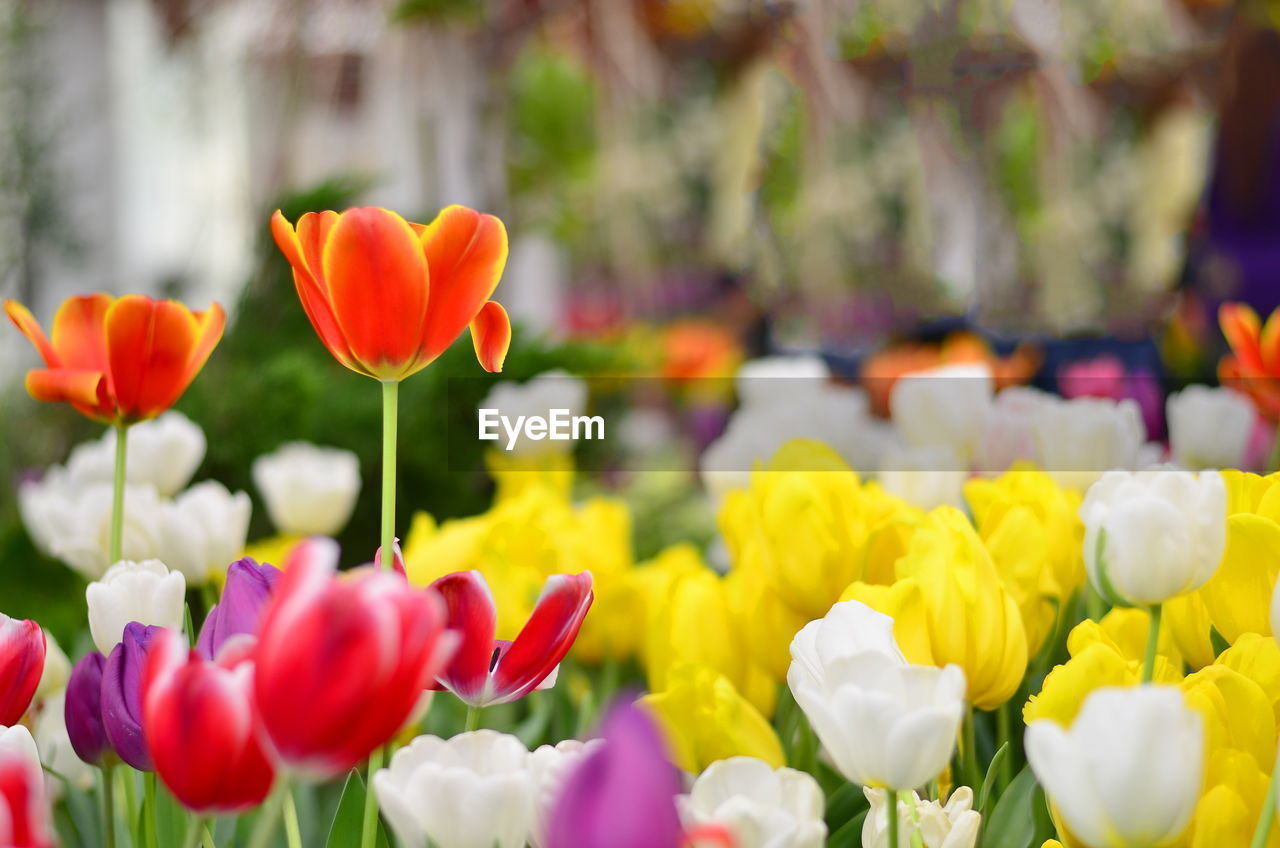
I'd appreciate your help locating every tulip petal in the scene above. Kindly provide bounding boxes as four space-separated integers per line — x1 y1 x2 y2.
321 207 430 378
0 617 44 727
104 297 201 420
1262 308 1280 374
271 210 361 372
1220 303 1264 372
50 293 112 372
429 571 498 701
176 304 226 396
470 301 511 373
3 299 58 366
417 206 508 363
24 369 110 414
491 572 593 704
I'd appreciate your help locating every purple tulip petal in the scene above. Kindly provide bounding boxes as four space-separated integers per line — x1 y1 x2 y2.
197 558 281 661
65 652 109 765
101 622 163 771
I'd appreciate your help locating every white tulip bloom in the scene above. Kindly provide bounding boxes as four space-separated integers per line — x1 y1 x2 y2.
1166 386 1255 471
157 481 252 584
735 355 831 410
1026 686 1202 848
252 442 361 536
889 363 994 465
862 786 980 848
1032 397 1147 490
876 445 967 510
528 738 602 848
787 601 965 791
0 724 39 773
1081 470 1226 606
480 370 589 455
86 560 186 655
65 412 206 497
973 386 1057 475
678 756 827 848
373 730 535 848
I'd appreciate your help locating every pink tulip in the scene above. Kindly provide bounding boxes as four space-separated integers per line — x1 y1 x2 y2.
0 745 54 848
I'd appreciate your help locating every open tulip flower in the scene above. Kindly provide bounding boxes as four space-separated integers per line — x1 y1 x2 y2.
4 293 224 424
0 614 45 727
143 628 275 814
1219 302 1280 420
270 205 511 379
429 569 593 709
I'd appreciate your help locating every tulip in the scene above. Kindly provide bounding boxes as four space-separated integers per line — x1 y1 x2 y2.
1219 302 1280 420
373 730 535 848
678 757 827 848
251 441 361 536
1167 386 1256 471
973 386 1056 474
1031 396 1147 490
481 370 589 456
734 354 831 409
1081 470 1226 607
270 205 510 380
157 481 252 584
0 615 45 726
196 558 281 661
890 362 994 465
876 444 967 511
528 740 603 848
787 601 966 790
4 293 224 424
546 700 684 848
0 739 55 848
252 537 452 775
429 569 592 709
64 653 110 766
143 628 274 813
0 726 39 775
63 411 206 497
86 560 186 655
101 622 162 770
862 786 980 848
1026 686 1203 848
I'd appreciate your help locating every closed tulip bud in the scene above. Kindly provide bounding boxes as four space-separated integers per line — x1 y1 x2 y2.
1031 396 1147 490
64 653 109 766
143 629 275 813
890 363 994 465
787 601 965 791
0 615 45 726
1081 470 1226 606
1026 686 1202 848
196 558 280 661
678 757 827 848
0 726 39 775
862 787 980 848
1166 386 1255 470
374 730 535 848
86 560 186 655
253 538 453 775
64 412 206 498
252 441 361 536
157 481 252 585
0 740 55 848
101 623 162 770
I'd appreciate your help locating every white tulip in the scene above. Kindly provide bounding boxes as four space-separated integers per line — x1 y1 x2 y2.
889 363 994 465
35 630 70 699
862 786 980 848
252 442 361 536
1081 470 1226 606
787 601 965 791
1032 397 1146 490
678 756 827 848
157 481 252 584
1026 686 1202 848
735 355 831 410
973 386 1056 475
86 560 186 654
0 724 39 773
373 730 535 848
876 445 967 510
1166 386 1255 471
480 370 589 455
65 412 206 497
33 692 96 795
528 738 602 848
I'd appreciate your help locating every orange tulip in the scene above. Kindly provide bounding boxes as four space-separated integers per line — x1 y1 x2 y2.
1219 302 1280 420
270 205 511 380
4 294 225 425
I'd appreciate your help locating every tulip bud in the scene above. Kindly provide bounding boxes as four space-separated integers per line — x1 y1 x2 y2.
0 726 39 775
0 614 45 726
143 629 275 813
1166 386 1255 471
157 481 252 585
0 738 55 848
890 363 994 465
252 441 361 536
1081 470 1226 606
1026 686 1202 848
1031 396 1148 491
86 560 186 655
64 653 110 766
677 757 827 848
101 623 162 770
196 558 280 661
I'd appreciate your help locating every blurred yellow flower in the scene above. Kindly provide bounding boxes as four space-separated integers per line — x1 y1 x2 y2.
484 448 575 504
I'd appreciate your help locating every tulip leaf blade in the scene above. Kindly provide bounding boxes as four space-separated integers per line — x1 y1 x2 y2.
827 808 867 848
327 769 391 848
977 741 1010 813
982 765 1039 848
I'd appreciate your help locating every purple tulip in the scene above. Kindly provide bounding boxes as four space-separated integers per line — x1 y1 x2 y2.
101 623 162 771
546 699 684 848
196 558 281 661
65 652 109 765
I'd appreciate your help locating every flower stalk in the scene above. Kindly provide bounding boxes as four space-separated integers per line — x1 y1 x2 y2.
1141 604 1163 683
109 424 128 565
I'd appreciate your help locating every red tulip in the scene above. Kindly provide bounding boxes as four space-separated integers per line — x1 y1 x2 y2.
429 570 593 708
252 538 454 775
4 294 224 424
0 615 45 727
142 629 274 813
0 747 54 848
1219 302 1280 419
270 205 511 381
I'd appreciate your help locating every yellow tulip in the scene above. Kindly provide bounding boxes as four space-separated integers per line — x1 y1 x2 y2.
1215 633 1280 724
1182 665 1276 769
1186 749 1280 848
640 663 785 773
484 447 575 503
723 566 810 682
1165 592 1218 671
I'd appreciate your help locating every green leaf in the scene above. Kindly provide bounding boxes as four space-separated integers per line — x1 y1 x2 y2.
982 766 1040 848
977 742 1010 813
824 781 867 834
327 770 391 848
828 808 868 848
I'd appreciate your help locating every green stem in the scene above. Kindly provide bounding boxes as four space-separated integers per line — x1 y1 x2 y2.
962 707 981 791
182 817 206 848
102 763 116 848
247 778 289 848
283 785 303 848
905 792 925 848
379 380 399 569
109 424 128 565
1085 583 1105 622
122 769 138 847
360 749 385 848
996 702 1014 791
465 705 482 732
145 771 159 848
1142 603 1164 683
887 789 900 848
201 824 217 848
1251 756 1279 848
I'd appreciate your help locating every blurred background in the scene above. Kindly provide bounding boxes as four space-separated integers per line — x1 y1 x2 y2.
2 0 1278 634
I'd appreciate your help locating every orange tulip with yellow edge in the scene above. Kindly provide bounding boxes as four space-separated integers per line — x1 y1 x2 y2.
1219 302 1280 419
